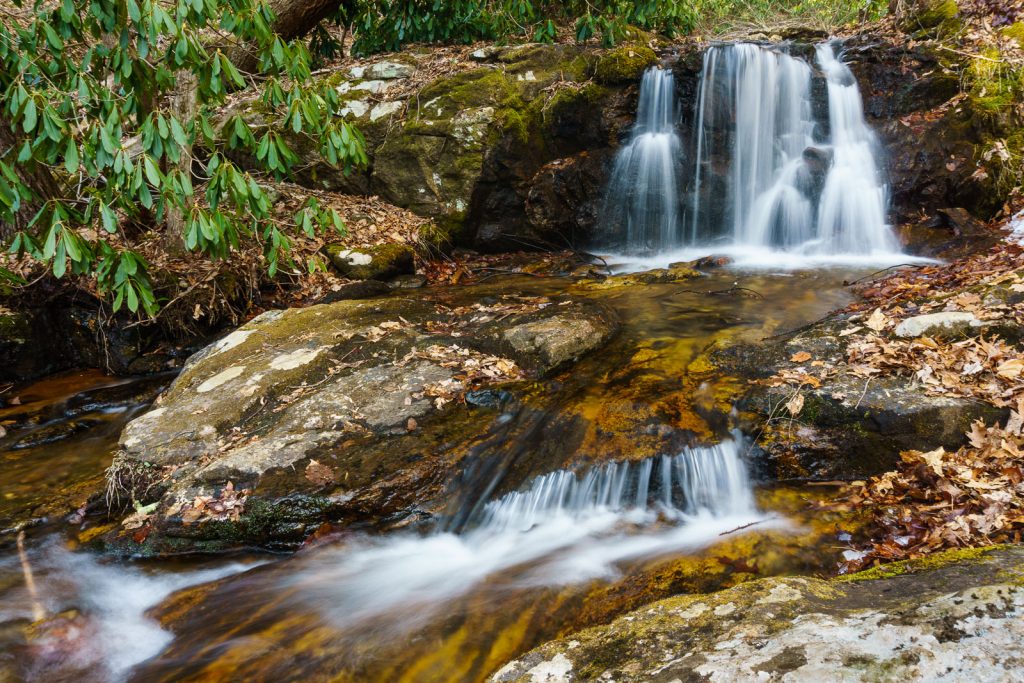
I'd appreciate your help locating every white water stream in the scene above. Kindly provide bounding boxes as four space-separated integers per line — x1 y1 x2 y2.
601 41 916 270
0 544 256 680
287 438 773 634
600 67 684 252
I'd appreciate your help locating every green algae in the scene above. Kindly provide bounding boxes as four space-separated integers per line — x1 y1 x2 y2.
838 545 1003 583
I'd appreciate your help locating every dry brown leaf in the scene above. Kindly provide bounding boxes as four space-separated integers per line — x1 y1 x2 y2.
305 459 335 486
785 392 804 417
865 308 889 332
790 351 812 363
997 358 1024 379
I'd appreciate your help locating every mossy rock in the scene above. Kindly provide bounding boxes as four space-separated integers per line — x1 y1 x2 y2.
495 546 1024 682
593 45 658 84
324 243 415 281
1002 22 1024 47
902 0 961 34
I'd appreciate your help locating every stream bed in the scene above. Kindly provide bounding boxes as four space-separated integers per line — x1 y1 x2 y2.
0 266 869 682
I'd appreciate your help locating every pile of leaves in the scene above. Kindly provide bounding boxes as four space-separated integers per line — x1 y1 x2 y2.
835 410 1024 573
406 344 522 409
166 481 250 525
850 243 1024 313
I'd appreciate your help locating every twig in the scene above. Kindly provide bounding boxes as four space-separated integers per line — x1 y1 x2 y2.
17 530 45 623
843 263 918 286
718 518 771 536
854 377 871 409
933 44 1006 63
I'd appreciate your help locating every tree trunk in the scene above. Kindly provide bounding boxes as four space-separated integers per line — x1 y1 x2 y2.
229 0 351 73
164 70 197 253
0 121 62 241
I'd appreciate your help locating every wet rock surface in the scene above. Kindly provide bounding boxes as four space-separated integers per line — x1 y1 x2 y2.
103 292 617 554
720 311 1010 479
493 546 1024 682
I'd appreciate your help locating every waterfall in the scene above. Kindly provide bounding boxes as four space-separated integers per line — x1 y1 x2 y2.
688 41 898 256
814 42 900 253
600 67 683 253
475 440 756 533
286 439 773 631
600 41 907 266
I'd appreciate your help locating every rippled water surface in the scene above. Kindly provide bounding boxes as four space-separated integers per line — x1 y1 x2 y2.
0 267 868 682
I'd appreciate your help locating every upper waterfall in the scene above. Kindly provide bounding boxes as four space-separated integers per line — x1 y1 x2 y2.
600 67 683 253
600 41 904 265
690 41 898 255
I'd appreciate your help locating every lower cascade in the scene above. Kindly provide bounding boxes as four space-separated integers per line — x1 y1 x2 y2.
288 439 768 631
604 41 902 259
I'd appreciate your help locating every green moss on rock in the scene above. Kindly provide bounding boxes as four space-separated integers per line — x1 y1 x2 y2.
905 0 961 34
594 45 658 84
838 545 1003 583
324 243 415 280
1002 22 1024 46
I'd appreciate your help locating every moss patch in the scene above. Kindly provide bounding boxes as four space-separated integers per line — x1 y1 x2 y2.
905 0 961 35
838 545 1003 583
594 45 658 84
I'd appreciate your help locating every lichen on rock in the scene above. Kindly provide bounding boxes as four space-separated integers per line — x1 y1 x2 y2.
493 546 1024 682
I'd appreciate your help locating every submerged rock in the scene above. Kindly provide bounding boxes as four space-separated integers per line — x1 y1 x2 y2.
103 294 617 554
493 546 1024 682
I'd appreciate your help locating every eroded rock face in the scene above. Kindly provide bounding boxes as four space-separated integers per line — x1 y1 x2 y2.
232 44 642 251
493 546 1024 682
106 294 617 554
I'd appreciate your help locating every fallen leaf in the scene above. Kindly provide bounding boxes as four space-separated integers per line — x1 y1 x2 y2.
785 392 804 417
305 459 335 486
918 447 946 476
997 359 1024 379
790 351 812 363
865 308 888 332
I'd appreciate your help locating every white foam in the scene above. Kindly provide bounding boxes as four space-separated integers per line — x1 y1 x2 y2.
597 244 934 274
286 440 781 634
0 543 256 680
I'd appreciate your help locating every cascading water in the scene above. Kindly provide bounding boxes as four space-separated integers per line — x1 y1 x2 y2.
689 41 898 256
602 41 907 266
814 43 900 253
690 43 817 247
599 67 683 253
283 439 771 631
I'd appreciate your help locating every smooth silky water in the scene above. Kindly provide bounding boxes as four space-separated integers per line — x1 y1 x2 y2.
0 269 867 682
0 41 901 683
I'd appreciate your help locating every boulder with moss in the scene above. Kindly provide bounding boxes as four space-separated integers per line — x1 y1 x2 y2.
101 292 617 555
593 45 658 84
493 546 1024 682
716 306 1008 479
323 242 415 280
231 43 647 251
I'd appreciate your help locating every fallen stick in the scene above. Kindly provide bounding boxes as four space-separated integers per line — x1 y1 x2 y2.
17 530 45 622
718 518 771 537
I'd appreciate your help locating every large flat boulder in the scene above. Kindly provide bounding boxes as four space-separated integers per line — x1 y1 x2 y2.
493 546 1024 682
104 293 617 554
